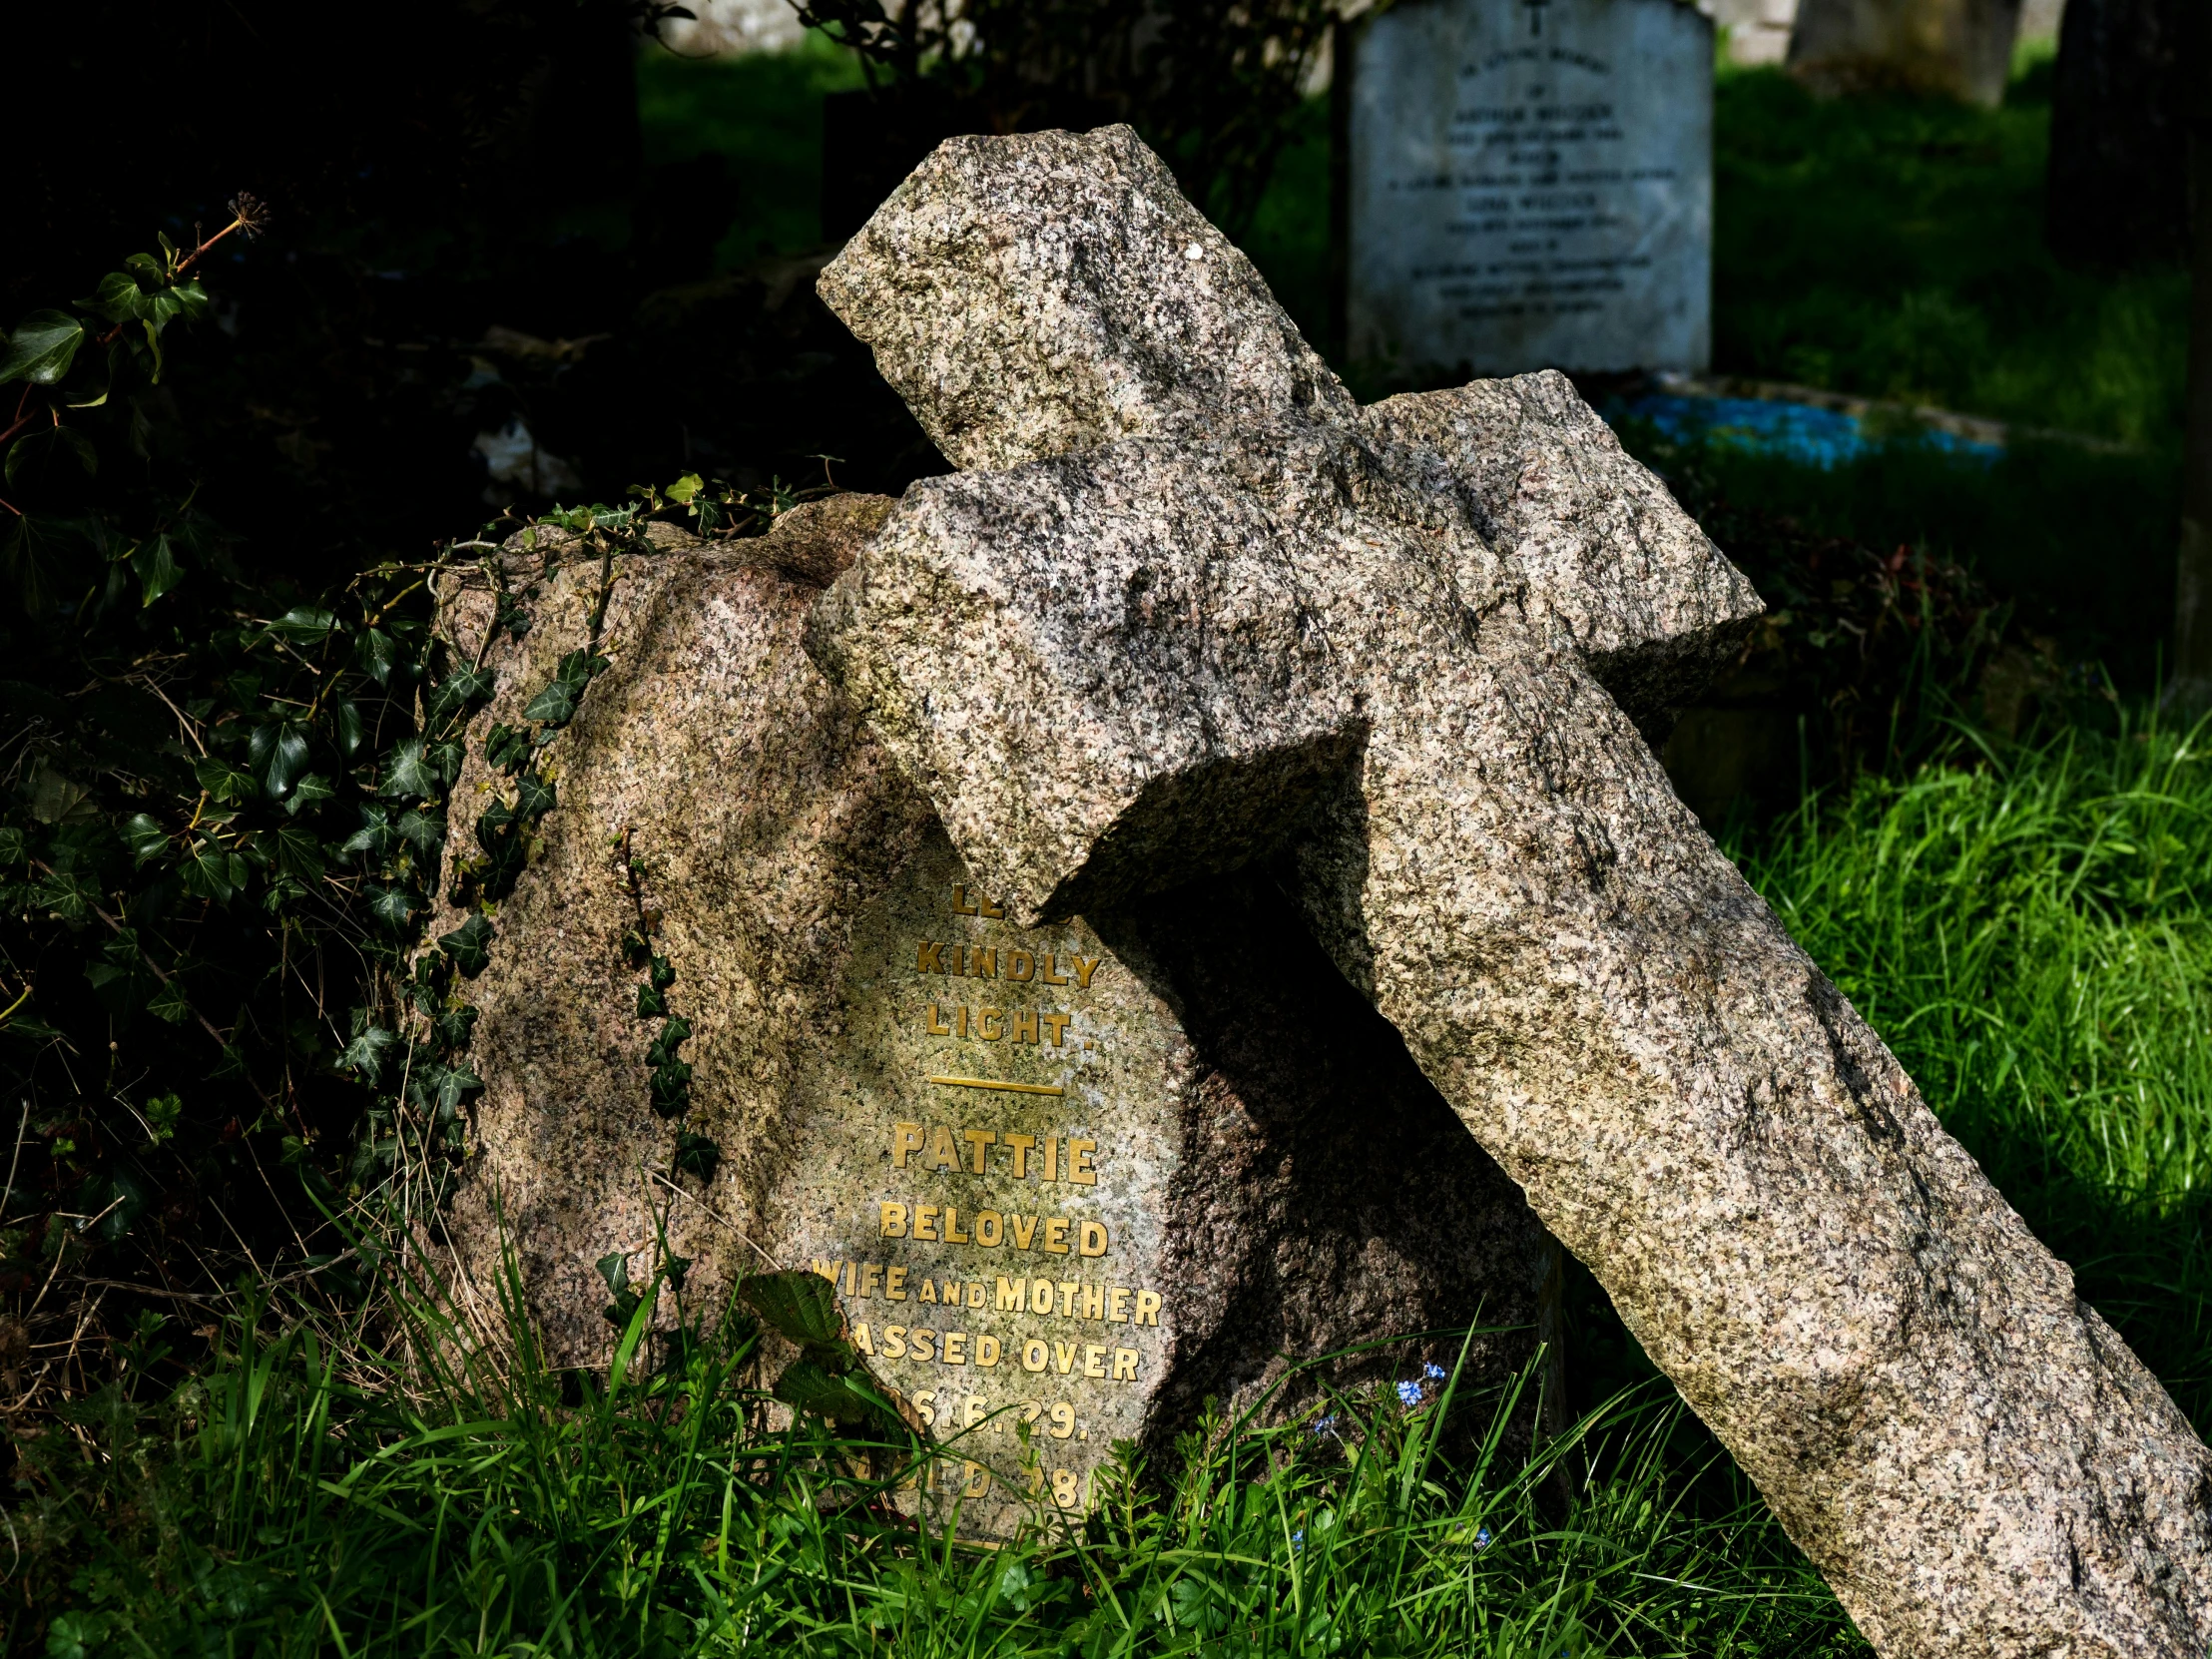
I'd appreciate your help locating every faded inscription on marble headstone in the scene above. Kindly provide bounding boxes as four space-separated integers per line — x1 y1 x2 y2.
775 834 1181 1531
1345 0 1712 376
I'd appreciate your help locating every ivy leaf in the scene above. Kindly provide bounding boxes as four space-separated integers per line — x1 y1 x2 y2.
340 1024 401 1083
483 723 530 774
133 535 180 606
635 981 666 1018
178 837 248 904
645 1015 692 1067
408 1057 482 1119
330 700 364 759
424 666 494 728
521 681 577 725
353 628 399 688
122 813 170 862
147 979 193 1026
512 773 555 821
284 773 335 817
365 883 418 931
650 953 676 991
340 806 395 860
426 740 465 787
666 473 704 505
649 1060 693 1118
674 1128 720 1183
429 1003 477 1052
596 1250 633 1299
437 913 496 977
379 740 436 800
0 309 86 384
271 823 325 883
193 755 258 805
265 606 338 644
249 720 311 800
394 810 443 858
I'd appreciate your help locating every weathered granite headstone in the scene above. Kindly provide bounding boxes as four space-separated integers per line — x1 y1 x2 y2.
1341 0 1713 377
435 501 1556 1538
812 125 2212 1653
1787 0 2023 106
2045 0 2192 267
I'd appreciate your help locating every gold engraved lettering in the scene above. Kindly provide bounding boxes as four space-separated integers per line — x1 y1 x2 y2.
944 1208 971 1245
956 1005 968 1038
963 1128 997 1172
940 1277 961 1305
810 1258 834 1281
967 1282 986 1309
1051 1344 1076 1377
1057 1281 1081 1318
1011 1215 1039 1250
997 1276 1026 1313
859 1263 882 1299
1108 1286 1131 1323
964 1395 988 1429
880 1202 908 1238
1044 1218 1071 1254
943 1332 968 1366
1021 1338 1048 1373
916 941 944 973
886 1265 908 1301
1073 955 1100 988
1081 1284 1104 1321
1112 1348 1138 1382
975 1210 1004 1247
976 1335 1002 1368
1042 1012 1072 1046
1043 1137 1058 1183
914 1205 940 1243
949 946 965 977
924 1075 1065 1097
926 1003 951 1036
1031 1276 1054 1313
852 1323 875 1356
892 1123 925 1167
912 1387 934 1425
1079 1220 1109 1258
918 1278 937 1305
1012 1008 1038 1044
1042 953 1070 986
979 891 1004 919
978 1007 1002 1041
952 884 978 916
841 1262 856 1296
1135 1289 1162 1327
1050 1402 1076 1438
963 1459 991 1497
1052 1468 1080 1507
969 948 997 980
1068 1139 1097 1186
925 1124 960 1171
1003 1133 1035 1177
1008 949 1034 982
1084 1345 1107 1380
882 1326 908 1359
911 1329 937 1363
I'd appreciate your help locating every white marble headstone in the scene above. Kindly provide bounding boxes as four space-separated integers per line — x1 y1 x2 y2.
1346 0 1713 377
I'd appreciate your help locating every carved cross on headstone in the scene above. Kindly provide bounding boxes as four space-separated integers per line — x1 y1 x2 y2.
808 127 2212 1656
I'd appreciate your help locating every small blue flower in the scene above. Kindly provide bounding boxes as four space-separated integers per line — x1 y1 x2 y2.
1474 1525 1492 1549
1310 1413 1339 1436
1423 1363 1447 1382
1395 1379 1422 1406
1291 1528 1305 1552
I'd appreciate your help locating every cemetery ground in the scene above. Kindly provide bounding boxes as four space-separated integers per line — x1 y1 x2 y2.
7 43 2207 1659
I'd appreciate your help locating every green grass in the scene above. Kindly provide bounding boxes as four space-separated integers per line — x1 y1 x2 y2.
637 33 866 267
1712 68 2189 448
17 1284 1857 1656
1737 715 2212 1425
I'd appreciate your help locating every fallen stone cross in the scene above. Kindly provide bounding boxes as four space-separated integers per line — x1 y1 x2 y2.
807 126 2212 1655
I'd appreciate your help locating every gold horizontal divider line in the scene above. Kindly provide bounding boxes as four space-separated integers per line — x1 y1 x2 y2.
923 1074 1067 1098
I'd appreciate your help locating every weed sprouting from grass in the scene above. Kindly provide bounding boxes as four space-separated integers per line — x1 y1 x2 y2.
12 1253 1864 1656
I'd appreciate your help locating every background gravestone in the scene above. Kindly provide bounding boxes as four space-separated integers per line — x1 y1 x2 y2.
1787 0 2023 105
1338 0 1713 379
437 505 1556 1536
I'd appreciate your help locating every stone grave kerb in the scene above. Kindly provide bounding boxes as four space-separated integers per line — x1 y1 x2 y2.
808 126 2212 1656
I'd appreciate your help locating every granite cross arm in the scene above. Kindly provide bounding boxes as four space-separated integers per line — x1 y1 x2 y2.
804 127 2212 1657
